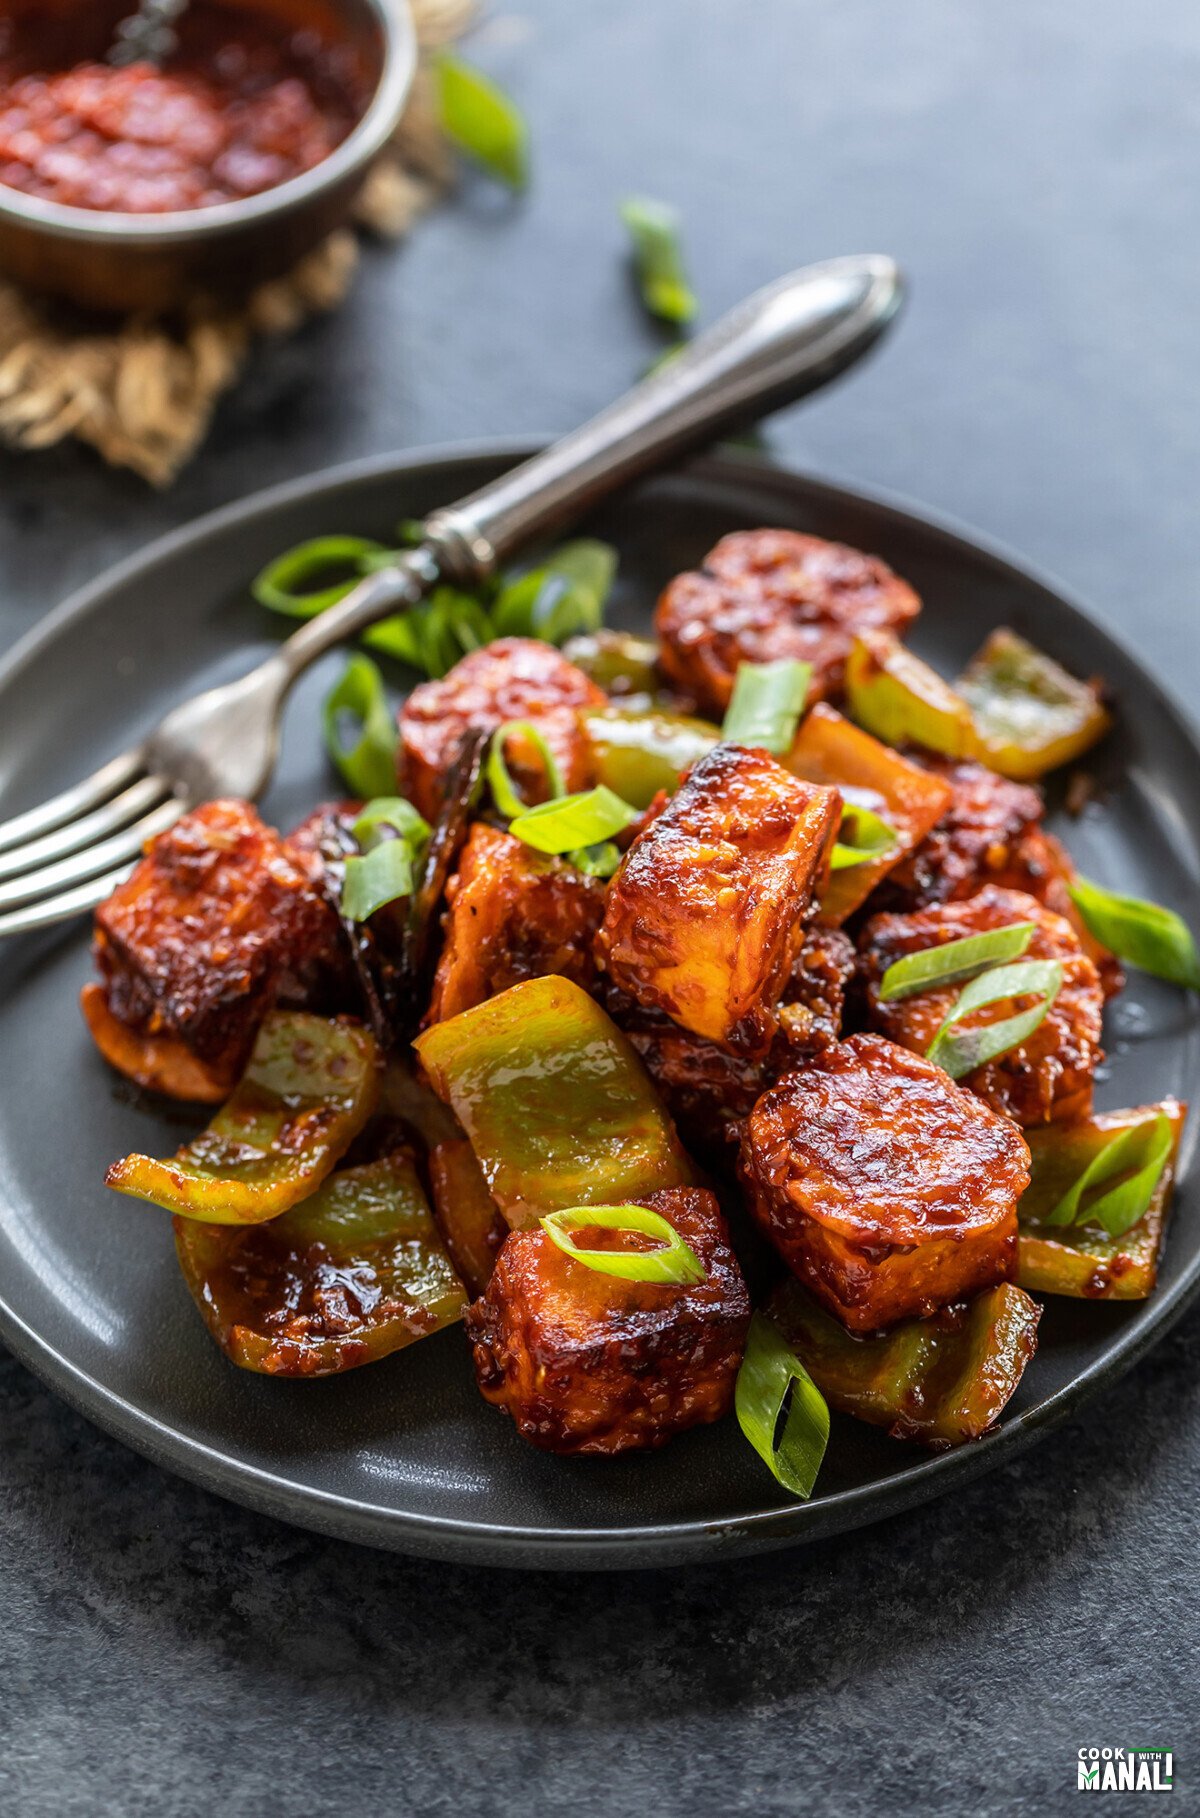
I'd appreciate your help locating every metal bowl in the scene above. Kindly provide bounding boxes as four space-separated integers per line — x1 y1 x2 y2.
0 0 417 314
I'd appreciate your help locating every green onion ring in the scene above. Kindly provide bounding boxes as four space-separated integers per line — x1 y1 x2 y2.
735 1312 830 1501
878 922 1037 1002
721 658 813 755
253 536 390 618
509 785 637 855
1068 876 1200 990
487 720 566 819
540 1206 706 1285
926 957 1065 1080
1040 1112 1174 1237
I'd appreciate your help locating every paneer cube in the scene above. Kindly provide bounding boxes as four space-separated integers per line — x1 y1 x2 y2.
859 885 1105 1126
92 799 338 1082
654 528 921 716
465 1186 751 1454
740 1034 1030 1331
595 743 842 1055
399 638 607 822
426 823 606 1025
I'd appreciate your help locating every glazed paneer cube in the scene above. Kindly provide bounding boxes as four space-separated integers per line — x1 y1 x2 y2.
596 743 842 1055
465 1186 751 1454
609 925 856 1160
654 528 921 716
399 637 607 822
92 798 338 1083
859 885 1105 1126
425 823 606 1025
740 1034 1030 1332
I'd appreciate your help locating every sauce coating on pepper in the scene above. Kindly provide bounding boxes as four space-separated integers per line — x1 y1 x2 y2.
0 4 367 212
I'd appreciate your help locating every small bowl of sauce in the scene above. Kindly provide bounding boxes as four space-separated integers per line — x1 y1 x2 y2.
0 0 415 311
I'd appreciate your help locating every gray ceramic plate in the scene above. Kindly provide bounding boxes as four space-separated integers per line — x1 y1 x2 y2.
1 443 1198 1569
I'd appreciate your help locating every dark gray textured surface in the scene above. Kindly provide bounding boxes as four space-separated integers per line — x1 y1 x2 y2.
1 0 1197 1809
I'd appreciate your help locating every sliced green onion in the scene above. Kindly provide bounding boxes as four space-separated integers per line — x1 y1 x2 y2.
435 53 528 190
253 536 390 618
926 958 1064 1080
540 1206 705 1285
509 786 637 855
321 655 397 799
620 196 698 326
492 540 618 645
878 922 1037 1003
570 841 623 879
351 796 430 852
1068 876 1200 990
735 1312 830 1501
1040 1112 1174 1237
341 842 417 923
486 720 566 818
829 804 898 871
721 659 813 755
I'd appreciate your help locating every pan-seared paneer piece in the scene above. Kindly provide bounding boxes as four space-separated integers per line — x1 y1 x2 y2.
465 1187 751 1455
860 885 1105 1126
609 925 856 1160
91 799 337 1082
740 1034 1030 1332
596 744 842 1055
655 528 921 717
426 823 606 1025
873 755 1046 910
399 637 607 821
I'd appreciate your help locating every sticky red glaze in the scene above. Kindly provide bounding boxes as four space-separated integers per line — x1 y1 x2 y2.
426 823 606 1026
465 1186 751 1455
595 743 842 1055
859 884 1105 1126
92 798 340 1079
607 924 856 1161
740 1033 1030 1331
655 528 921 716
875 754 1046 910
399 638 607 823
0 5 366 213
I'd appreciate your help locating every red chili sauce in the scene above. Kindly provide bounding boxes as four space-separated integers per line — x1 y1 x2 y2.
0 5 369 212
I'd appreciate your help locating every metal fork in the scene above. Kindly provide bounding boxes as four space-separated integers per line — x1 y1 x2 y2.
0 254 903 939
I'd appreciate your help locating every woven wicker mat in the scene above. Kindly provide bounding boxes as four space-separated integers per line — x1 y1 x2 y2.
0 0 471 485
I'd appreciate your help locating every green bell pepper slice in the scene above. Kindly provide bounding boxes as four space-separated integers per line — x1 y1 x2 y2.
562 629 663 698
107 1013 379 1225
174 1148 466 1375
580 706 720 808
414 974 694 1229
767 1277 1042 1447
1017 1100 1185 1299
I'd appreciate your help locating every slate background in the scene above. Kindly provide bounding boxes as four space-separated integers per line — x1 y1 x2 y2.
2 1 1198 1811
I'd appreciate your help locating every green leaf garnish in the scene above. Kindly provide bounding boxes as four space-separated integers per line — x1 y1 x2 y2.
1068 877 1200 990
492 540 618 644
509 786 637 855
735 1312 830 1501
829 803 898 870
342 842 417 923
721 659 813 755
321 655 398 798
620 196 698 326
435 53 528 190
540 1205 705 1285
878 922 1037 1003
253 535 391 618
486 719 566 819
1040 1112 1174 1237
926 958 1064 1080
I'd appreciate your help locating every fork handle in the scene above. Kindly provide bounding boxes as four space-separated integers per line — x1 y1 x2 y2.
422 253 903 584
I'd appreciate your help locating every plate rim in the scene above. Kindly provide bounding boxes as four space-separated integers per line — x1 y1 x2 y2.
2 437 1198 1569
